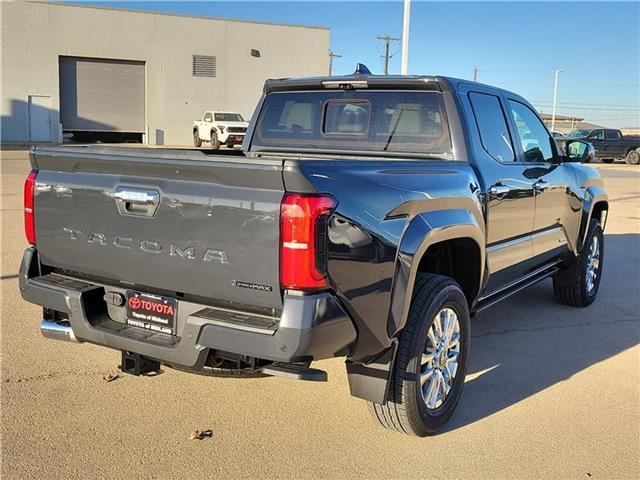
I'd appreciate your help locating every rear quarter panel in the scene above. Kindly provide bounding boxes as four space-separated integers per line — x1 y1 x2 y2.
284 159 484 362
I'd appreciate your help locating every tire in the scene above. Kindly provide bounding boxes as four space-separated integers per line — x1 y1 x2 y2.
193 130 202 148
624 149 639 165
601 158 615 164
368 274 470 436
553 219 604 307
211 132 220 150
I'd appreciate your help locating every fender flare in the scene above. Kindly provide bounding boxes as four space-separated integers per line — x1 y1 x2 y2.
387 209 485 340
578 186 608 251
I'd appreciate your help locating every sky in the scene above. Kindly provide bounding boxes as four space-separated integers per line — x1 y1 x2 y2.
70 1 639 128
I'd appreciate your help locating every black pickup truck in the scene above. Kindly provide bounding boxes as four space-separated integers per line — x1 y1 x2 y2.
564 128 640 164
20 66 608 436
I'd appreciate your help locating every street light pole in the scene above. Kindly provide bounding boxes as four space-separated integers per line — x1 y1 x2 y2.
401 0 411 74
551 69 561 131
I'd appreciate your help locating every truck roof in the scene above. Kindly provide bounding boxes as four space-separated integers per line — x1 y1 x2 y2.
263 64 522 99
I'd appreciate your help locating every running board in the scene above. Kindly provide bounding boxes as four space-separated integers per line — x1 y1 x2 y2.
474 265 561 314
261 362 328 382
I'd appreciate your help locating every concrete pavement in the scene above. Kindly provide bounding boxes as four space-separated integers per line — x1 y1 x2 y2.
1 149 639 479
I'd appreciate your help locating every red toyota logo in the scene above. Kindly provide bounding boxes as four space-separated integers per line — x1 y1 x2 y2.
128 296 141 309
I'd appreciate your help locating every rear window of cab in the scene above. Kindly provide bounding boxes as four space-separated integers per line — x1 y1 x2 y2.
252 90 452 157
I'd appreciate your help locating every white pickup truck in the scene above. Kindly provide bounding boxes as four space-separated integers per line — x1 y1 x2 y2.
192 111 249 149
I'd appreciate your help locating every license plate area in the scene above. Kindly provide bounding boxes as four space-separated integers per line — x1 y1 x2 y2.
126 290 177 335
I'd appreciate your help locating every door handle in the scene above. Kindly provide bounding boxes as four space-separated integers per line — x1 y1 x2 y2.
113 188 159 205
489 184 511 197
533 179 549 194
113 188 159 217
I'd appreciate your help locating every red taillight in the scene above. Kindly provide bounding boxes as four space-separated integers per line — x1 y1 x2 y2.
280 193 336 291
24 170 37 245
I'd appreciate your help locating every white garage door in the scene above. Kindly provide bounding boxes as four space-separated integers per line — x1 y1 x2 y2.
59 57 145 132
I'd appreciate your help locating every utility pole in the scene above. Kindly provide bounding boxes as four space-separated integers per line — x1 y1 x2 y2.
328 51 342 76
377 35 401 75
551 69 561 131
473 66 479 82
401 0 411 74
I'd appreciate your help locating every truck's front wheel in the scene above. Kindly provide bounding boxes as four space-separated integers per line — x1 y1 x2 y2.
211 132 220 150
553 219 604 307
368 274 470 436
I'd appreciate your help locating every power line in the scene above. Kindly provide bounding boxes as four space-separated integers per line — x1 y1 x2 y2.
376 35 401 75
340 38 378 54
534 104 639 112
532 100 640 108
478 68 639 74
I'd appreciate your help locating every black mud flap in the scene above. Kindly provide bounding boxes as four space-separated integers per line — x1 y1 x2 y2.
345 342 397 404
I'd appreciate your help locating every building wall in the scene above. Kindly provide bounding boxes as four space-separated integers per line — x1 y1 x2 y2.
1 1 329 145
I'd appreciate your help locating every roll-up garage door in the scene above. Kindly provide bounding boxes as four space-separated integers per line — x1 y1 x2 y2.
59 57 145 132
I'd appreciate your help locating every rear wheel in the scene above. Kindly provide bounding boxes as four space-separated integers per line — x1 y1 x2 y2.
368 274 470 436
625 149 639 165
553 219 604 307
193 130 202 147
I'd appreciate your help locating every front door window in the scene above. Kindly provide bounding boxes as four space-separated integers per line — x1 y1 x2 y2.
507 100 555 163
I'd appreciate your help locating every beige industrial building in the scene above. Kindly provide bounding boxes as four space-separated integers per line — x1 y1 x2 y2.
1 1 329 145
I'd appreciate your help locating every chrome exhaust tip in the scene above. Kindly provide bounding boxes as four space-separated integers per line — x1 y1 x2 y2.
40 319 80 343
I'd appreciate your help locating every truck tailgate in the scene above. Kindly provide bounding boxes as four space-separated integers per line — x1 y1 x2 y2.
31 146 284 312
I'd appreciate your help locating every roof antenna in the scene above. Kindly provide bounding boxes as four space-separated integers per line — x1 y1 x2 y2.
354 63 372 76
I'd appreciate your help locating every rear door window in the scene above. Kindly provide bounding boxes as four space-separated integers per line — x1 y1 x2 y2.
253 91 452 157
468 92 515 162
605 129 621 140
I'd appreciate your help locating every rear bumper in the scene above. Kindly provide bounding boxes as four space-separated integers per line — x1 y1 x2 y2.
19 248 356 371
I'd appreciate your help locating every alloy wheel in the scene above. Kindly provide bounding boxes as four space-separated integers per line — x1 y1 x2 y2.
585 235 601 294
420 307 461 410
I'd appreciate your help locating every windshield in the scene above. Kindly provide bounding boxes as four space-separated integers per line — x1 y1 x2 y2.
566 129 590 138
252 90 452 157
215 113 244 122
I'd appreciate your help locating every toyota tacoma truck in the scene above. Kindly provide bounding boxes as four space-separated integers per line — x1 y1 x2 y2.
20 65 608 436
564 128 640 164
192 111 248 149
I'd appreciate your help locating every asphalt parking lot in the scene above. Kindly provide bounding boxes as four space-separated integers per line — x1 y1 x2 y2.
1 148 639 479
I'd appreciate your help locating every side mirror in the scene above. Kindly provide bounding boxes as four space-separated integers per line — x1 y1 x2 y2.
564 140 595 163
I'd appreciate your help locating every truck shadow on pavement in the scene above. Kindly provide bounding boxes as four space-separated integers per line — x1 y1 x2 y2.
448 233 640 431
